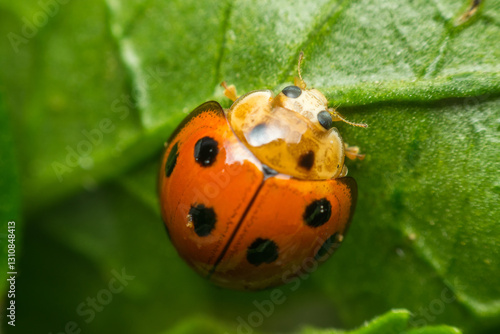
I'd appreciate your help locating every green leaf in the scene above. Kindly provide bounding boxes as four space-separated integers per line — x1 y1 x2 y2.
1 0 499 333
300 309 461 334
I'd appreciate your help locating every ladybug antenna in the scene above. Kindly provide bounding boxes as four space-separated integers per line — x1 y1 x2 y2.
294 51 307 89
328 108 368 128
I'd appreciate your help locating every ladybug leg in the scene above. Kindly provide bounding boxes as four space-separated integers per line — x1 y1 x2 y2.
344 143 365 160
221 81 239 102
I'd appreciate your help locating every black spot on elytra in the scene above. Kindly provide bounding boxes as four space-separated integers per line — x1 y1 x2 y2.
282 85 302 98
304 198 332 227
298 151 315 170
165 142 179 177
194 137 219 167
314 233 342 261
247 238 279 266
189 204 216 237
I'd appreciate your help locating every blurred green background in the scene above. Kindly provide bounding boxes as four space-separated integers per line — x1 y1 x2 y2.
0 0 499 333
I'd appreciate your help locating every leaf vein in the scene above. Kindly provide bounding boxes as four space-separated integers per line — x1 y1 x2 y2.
277 0 351 84
212 0 234 91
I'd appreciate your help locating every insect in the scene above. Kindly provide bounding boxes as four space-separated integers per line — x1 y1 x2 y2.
159 53 366 290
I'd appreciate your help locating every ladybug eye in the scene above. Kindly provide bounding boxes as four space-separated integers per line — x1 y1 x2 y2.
282 85 302 98
317 110 333 130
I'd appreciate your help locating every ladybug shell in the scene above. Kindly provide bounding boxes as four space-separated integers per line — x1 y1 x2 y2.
159 101 357 290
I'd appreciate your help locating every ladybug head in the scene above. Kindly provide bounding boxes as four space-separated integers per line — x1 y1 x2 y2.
273 52 367 131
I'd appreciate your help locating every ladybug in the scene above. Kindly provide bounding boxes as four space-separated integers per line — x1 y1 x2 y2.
159 53 366 290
